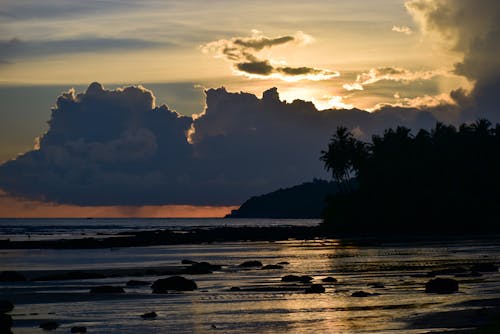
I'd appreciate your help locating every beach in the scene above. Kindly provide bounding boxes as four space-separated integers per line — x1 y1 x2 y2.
1 219 499 333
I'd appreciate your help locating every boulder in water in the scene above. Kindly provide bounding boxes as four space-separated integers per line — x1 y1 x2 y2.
151 276 197 293
238 260 262 267
0 300 14 314
141 311 158 319
305 284 325 293
261 265 283 270
322 277 337 283
425 278 459 294
282 275 313 283
0 271 26 282
39 321 60 330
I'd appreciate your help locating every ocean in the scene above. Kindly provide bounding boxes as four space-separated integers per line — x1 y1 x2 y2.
1 218 499 333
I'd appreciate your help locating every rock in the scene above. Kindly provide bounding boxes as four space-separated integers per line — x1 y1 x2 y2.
126 280 150 287
0 300 14 314
182 262 222 275
322 277 337 283
425 278 459 294
89 286 125 293
0 271 26 282
261 265 283 270
71 326 87 333
151 276 197 293
277 262 290 265
0 314 12 328
141 311 158 319
238 261 262 267
351 291 379 297
305 284 325 294
39 321 60 330
281 275 313 283
470 263 498 272
181 259 198 264
230 287 241 291
368 282 385 288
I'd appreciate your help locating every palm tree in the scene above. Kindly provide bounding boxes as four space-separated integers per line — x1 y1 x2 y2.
320 126 366 192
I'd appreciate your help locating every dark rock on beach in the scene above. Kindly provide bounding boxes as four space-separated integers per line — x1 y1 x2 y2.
181 259 198 264
277 261 290 265
71 326 87 333
261 265 283 270
239 261 263 268
126 280 150 286
282 275 313 283
141 311 158 319
351 291 379 297
0 300 14 314
322 277 337 283
425 278 459 294
151 276 197 293
0 314 12 328
305 284 325 294
230 287 241 291
368 282 385 288
39 321 60 330
182 262 222 275
0 271 26 282
89 286 125 294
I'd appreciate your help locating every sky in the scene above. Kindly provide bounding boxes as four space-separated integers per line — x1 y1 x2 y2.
0 0 498 217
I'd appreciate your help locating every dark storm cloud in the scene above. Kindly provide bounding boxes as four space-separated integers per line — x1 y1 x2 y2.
407 0 500 121
233 35 295 50
236 60 274 75
202 31 339 80
0 37 169 63
0 83 439 206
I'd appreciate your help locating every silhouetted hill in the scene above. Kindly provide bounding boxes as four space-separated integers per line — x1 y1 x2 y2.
226 179 339 218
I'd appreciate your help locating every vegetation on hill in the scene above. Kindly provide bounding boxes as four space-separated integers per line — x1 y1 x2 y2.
320 120 500 234
226 179 339 219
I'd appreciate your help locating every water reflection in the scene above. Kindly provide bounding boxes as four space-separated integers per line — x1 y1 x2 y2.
2 238 500 333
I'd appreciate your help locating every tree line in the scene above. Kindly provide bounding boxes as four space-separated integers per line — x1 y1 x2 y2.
320 119 500 235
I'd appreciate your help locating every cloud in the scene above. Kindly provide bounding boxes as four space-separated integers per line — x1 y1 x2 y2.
343 66 445 91
0 37 169 63
392 25 413 35
0 83 440 206
406 0 500 121
201 30 338 81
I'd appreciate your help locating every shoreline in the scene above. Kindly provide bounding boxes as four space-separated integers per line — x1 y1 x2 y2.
1 224 500 249
0 225 320 249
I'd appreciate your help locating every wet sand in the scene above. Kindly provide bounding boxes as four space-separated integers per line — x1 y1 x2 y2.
1 238 500 333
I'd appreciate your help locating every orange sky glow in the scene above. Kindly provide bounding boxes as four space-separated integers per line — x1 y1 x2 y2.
0 191 236 218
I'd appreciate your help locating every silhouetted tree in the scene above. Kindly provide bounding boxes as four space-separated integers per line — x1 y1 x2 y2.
320 120 500 235
320 126 367 192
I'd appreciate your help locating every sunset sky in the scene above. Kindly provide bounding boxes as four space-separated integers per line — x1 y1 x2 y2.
0 0 498 217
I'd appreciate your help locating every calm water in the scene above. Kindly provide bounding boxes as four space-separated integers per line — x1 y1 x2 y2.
0 218 319 241
1 219 499 333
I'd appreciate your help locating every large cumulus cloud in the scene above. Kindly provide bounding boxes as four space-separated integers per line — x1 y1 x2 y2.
406 0 500 121
0 83 438 206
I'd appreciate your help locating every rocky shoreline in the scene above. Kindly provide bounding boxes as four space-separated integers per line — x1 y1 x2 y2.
0 226 322 249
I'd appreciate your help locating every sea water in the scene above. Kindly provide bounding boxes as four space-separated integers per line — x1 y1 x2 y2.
1 218 499 333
